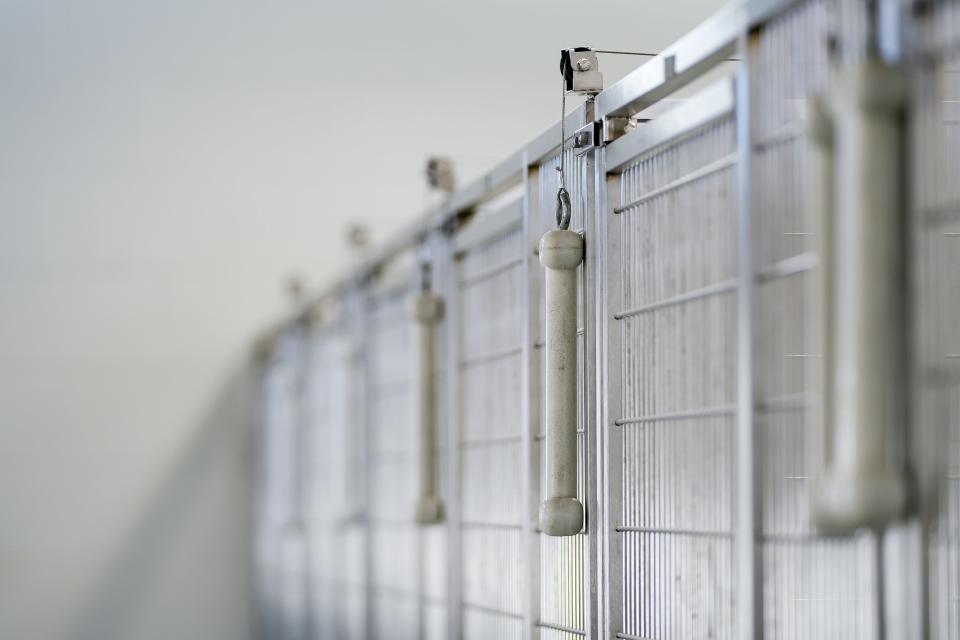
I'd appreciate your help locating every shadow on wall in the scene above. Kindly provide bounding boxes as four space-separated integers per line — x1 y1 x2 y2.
68 361 259 640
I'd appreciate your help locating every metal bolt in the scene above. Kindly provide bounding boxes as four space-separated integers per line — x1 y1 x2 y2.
575 57 592 72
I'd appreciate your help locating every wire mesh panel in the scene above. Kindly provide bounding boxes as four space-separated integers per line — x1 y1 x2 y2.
748 1 880 637
247 2 960 636
535 147 592 640
911 2 960 637
424 235 452 640
607 105 738 639
257 328 308 640
365 269 422 640
301 326 337 640
454 214 527 640
299 304 367 640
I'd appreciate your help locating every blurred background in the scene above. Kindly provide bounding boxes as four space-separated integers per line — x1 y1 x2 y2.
0 0 724 638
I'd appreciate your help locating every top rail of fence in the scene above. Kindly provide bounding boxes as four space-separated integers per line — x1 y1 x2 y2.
268 0 803 335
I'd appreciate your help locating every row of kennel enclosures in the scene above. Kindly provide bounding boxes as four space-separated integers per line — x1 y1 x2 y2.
254 0 960 637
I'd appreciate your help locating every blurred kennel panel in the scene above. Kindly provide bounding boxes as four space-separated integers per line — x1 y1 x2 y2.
910 1 960 637
363 250 434 640
255 327 308 640
450 202 530 640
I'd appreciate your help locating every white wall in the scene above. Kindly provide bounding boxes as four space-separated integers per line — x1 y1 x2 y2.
0 0 723 638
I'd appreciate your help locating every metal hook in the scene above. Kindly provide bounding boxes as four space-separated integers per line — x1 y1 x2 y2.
555 187 571 230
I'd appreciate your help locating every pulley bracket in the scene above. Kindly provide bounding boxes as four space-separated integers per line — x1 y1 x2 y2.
560 48 603 95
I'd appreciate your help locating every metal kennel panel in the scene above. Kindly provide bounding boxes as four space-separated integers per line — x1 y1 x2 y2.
298 301 368 640
453 206 528 640
747 1 879 637
364 263 422 640
533 144 595 640
299 326 337 640
910 2 960 637
257 327 308 640
602 81 739 640
422 231 453 640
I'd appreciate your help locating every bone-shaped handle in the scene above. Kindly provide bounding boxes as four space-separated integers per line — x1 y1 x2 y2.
811 61 908 532
414 292 444 524
538 229 585 537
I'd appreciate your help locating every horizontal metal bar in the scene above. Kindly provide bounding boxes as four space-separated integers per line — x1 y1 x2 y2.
459 434 523 448
756 391 811 413
444 106 589 216
458 345 523 368
615 526 734 538
613 278 737 319
753 120 802 152
368 263 417 299
755 251 818 282
460 521 523 530
596 0 800 119
760 531 860 544
458 256 523 287
453 198 524 255
945 100 960 123
266 0 804 334
605 78 736 172
534 428 586 441
613 154 737 213
461 603 524 620
615 405 737 425
537 621 587 636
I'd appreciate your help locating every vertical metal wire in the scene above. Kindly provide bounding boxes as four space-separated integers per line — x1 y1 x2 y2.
612 115 738 640
749 0 880 637
456 222 527 640
910 2 960 637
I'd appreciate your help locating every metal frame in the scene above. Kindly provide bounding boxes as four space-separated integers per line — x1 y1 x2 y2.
251 0 960 637
521 155 542 640
269 0 809 329
734 38 761 640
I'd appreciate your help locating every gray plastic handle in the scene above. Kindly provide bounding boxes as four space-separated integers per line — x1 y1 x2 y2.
538 229 585 537
811 61 908 532
414 292 444 524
